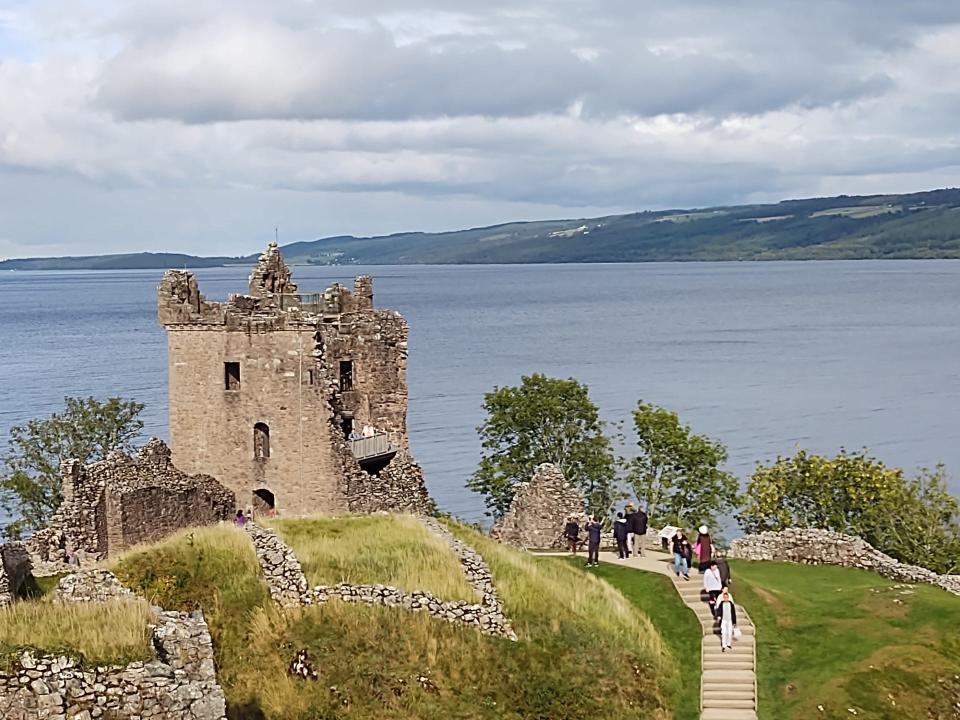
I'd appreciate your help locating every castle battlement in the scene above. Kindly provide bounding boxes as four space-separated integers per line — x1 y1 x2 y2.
156 243 431 518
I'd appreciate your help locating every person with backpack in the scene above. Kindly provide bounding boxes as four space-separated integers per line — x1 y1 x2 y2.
631 505 649 557
613 511 630 559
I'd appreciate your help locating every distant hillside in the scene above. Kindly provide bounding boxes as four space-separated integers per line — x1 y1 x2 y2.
5 188 960 269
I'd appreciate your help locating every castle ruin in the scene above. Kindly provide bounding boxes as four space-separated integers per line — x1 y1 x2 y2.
157 243 432 518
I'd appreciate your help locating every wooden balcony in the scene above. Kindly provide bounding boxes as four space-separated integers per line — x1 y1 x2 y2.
349 433 398 469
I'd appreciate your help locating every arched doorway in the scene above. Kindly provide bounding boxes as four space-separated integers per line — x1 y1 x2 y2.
253 488 276 518
253 422 270 459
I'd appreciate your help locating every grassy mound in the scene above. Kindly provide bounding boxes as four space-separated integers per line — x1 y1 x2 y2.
0 597 153 668
271 516 475 601
732 560 960 720
113 520 677 720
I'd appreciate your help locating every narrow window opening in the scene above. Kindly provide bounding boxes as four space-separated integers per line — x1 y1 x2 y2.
253 422 270 459
339 360 354 391
307 369 315 386
224 362 241 390
341 416 354 439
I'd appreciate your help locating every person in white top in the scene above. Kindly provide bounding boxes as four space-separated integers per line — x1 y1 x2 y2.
703 561 723 618
716 587 738 651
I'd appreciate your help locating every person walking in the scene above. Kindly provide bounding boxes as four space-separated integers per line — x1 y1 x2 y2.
613 512 630 559
584 515 602 567
623 504 637 558
671 529 692 580
564 516 581 555
694 525 712 573
703 561 723 618
716 587 738 651
632 505 649 557
714 551 732 588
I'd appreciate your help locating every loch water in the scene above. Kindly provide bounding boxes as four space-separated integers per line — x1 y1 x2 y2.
1 260 959 525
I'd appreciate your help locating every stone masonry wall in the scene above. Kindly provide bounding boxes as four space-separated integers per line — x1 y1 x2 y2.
246 519 516 640
25 439 234 569
491 463 586 550
730 528 960 596
0 570 227 720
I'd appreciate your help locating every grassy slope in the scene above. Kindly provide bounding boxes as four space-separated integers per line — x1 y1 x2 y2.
114 522 676 720
271 516 475 601
561 556 702 720
731 560 960 720
0 598 154 668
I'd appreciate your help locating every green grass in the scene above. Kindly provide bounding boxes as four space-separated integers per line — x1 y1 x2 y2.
270 515 476 601
0 597 154 667
731 560 960 720
113 520 677 720
560 557 702 720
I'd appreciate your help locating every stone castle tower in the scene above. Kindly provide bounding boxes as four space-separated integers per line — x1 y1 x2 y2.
157 243 432 517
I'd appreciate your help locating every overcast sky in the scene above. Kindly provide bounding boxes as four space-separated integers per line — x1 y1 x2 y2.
2 0 960 258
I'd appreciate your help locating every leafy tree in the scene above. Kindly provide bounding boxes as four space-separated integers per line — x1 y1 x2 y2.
738 448 960 574
467 374 616 518
1 396 145 539
625 402 738 529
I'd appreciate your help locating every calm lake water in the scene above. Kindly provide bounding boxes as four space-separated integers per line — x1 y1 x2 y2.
1 261 959 526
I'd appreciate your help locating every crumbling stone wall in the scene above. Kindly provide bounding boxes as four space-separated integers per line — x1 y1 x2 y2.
158 242 432 518
491 464 586 550
0 569 227 720
26 439 235 569
730 528 960 597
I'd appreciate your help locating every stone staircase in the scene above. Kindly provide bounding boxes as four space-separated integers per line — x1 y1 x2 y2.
674 578 758 720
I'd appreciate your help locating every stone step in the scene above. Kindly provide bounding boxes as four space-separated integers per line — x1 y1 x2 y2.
702 669 755 686
704 644 753 656
703 659 754 671
700 708 758 720
702 689 756 702
703 698 757 709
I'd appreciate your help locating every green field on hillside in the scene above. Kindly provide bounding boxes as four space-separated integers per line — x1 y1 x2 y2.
113 521 677 720
731 560 960 720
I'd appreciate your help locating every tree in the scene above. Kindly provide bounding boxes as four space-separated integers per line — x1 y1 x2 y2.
738 448 960 574
625 402 738 530
0 396 145 539
467 374 616 518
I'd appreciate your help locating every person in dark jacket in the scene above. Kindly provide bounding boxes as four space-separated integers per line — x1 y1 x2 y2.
671 529 692 580
563 516 581 555
714 552 732 587
631 507 649 557
613 512 630 559
695 525 713 573
584 515 602 567
717 587 738 650
623 504 637 557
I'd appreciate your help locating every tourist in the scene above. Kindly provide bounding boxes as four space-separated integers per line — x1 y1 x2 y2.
624 503 637 557
671 529 692 580
613 511 630 559
584 515 602 567
703 561 723 617
694 525 713 573
717 587 739 651
564 515 581 555
714 551 732 587
234 509 248 527
631 505 649 557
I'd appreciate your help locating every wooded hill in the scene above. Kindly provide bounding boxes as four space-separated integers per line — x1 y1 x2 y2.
5 188 960 269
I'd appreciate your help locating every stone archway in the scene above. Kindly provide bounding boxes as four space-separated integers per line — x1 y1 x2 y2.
253 488 276 518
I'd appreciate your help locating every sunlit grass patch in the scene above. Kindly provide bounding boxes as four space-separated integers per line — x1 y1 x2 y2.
0 597 153 667
271 515 476 601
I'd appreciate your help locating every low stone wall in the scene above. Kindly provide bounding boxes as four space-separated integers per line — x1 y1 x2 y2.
730 528 960 597
53 569 136 603
245 519 517 640
0 543 32 607
244 523 310 608
492 464 586 550
0 571 227 719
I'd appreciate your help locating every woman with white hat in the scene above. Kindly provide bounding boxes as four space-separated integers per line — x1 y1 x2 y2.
694 525 712 573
